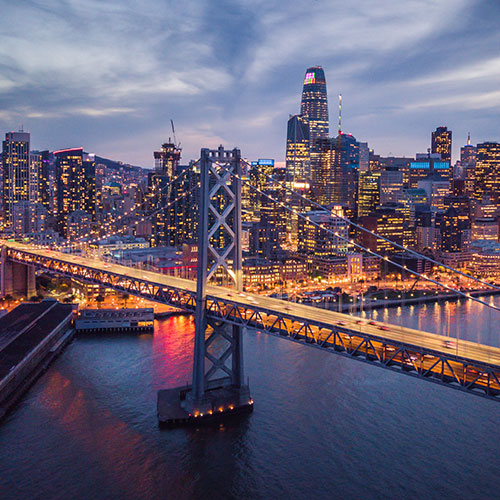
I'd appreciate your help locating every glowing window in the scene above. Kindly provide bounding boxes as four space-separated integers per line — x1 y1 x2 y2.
304 72 316 84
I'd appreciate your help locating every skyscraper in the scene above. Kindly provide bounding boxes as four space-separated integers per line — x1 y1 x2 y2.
54 147 95 237
300 66 329 198
474 142 500 207
431 126 452 162
461 134 476 195
2 130 33 225
285 114 310 184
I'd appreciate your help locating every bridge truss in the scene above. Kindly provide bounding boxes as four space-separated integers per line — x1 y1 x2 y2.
6 244 500 404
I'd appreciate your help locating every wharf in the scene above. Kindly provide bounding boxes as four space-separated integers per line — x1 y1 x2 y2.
0 299 74 420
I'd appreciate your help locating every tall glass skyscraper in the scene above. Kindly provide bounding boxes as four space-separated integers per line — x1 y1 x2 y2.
299 66 329 201
285 114 310 184
2 130 32 225
300 66 329 144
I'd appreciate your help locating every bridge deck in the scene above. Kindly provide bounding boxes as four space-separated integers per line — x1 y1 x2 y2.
4 240 500 400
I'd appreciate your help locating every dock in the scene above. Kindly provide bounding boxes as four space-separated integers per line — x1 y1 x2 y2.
0 299 74 420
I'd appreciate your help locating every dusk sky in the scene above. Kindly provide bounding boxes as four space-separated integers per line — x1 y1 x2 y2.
1 0 500 167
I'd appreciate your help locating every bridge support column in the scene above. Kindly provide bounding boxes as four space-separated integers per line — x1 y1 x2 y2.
1 246 36 298
157 146 252 426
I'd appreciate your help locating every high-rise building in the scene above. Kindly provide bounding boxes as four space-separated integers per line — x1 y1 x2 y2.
461 135 477 196
148 140 183 246
359 208 405 255
154 141 181 178
2 130 34 225
300 66 329 199
285 114 310 185
431 126 452 162
298 210 351 257
380 168 404 204
11 200 48 236
357 170 380 218
331 133 360 215
409 155 451 189
473 142 500 207
54 147 95 237
440 206 464 253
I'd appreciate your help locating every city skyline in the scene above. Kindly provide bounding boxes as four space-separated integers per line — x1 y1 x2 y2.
1 1 500 166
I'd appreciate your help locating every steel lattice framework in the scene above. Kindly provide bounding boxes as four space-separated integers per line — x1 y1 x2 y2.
5 243 500 403
188 146 248 412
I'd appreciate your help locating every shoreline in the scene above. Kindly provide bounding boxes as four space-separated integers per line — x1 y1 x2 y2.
322 289 500 312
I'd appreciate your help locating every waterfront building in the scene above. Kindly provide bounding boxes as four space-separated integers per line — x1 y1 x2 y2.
298 210 351 257
439 206 470 253
358 208 405 255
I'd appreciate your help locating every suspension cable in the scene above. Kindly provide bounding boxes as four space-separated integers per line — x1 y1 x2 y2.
55 162 198 250
239 175 500 315
242 159 500 293
53 182 200 252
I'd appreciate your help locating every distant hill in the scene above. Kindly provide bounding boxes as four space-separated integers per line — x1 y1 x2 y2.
94 155 149 172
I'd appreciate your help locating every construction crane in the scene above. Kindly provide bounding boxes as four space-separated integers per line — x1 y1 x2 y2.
170 119 181 149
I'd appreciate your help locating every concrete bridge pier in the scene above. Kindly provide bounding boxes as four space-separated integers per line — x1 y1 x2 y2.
1 246 36 298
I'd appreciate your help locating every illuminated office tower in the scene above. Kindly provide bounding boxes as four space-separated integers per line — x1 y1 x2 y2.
55 147 95 237
431 126 452 162
359 208 405 255
317 138 338 205
474 142 500 207
300 66 329 198
35 150 52 211
357 170 380 217
461 134 477 195
380 169 404 204
285 114 310 184
148 139 182 246
334 133 359 216
439 207 462 253
249 159 276 220
409 155 451 189
2 130 34 225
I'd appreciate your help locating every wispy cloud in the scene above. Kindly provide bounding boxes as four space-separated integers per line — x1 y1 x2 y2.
0 0 499 164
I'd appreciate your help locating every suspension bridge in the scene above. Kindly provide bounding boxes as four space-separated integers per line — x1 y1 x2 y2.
2 146 500 425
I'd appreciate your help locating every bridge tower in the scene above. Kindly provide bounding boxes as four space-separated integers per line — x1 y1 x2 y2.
158 146 252 425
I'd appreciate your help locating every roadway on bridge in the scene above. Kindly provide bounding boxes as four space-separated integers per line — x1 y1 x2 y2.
4 240 500 370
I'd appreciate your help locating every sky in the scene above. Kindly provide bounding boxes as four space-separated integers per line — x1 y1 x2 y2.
1 0 500 167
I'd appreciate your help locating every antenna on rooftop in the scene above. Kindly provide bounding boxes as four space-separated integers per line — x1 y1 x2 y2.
467 132 471 146
338 94 342 135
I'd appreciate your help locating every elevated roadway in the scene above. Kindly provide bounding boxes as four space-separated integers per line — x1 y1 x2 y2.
3 240 500 401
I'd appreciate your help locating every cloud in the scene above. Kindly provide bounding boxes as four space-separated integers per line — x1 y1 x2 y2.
0 0 499 165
